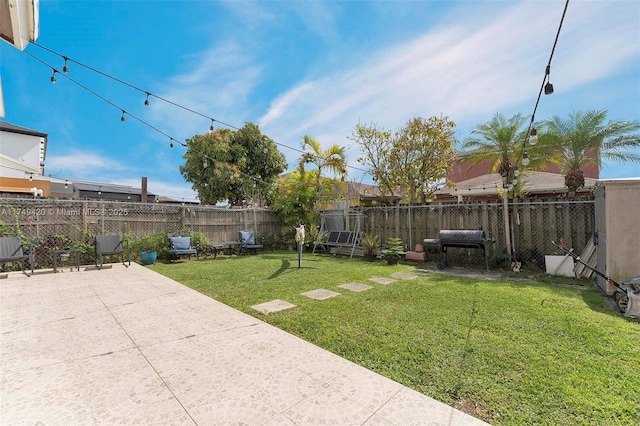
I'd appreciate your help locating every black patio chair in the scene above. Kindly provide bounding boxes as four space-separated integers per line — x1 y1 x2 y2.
95 234 130 269
0 236 34 277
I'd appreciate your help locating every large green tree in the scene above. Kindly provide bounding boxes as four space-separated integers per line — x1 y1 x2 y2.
351 116 456 203
392 116 457 203
541 110 640 192
350 123 396 201
179 123 286 205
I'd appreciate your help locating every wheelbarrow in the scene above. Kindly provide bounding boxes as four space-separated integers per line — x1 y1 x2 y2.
552 241 640 318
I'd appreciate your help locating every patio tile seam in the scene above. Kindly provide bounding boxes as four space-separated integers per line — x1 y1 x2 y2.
86 284 198 425
362 386 404 425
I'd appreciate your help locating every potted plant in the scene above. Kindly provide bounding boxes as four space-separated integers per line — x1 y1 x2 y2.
132 233 165 265
383 237 404 265
361 233 381 261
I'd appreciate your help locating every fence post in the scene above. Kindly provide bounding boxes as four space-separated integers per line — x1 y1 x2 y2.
502 189 512 261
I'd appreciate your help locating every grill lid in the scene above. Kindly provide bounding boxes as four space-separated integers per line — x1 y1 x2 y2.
439 230 486 243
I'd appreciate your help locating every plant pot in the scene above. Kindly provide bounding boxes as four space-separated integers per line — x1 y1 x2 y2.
140 251 157 265
364 253 377 262
386 257 399 265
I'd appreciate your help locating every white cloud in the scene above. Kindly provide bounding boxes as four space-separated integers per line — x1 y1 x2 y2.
148 41 263 138
256 1 639 177
46 151 127 177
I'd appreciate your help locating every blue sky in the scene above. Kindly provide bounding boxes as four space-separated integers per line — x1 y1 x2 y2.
1 0 639 201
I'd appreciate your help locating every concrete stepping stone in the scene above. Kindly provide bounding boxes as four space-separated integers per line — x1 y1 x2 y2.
390 272 418 280
251 299 297 314
301 289 340 300
369 277 397 285
338 282 373 292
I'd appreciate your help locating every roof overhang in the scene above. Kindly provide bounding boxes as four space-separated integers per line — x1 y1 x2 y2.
0 0 39 50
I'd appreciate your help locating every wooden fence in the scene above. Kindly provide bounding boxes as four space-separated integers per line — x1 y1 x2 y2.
355 199 595 268
0 197 594 271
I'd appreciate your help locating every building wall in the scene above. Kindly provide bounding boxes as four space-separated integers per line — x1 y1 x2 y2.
448 155 599 183
0 176 51 197
0 131 44 172
602 179 640 288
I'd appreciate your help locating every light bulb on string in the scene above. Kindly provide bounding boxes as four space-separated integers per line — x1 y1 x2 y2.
522 152 530 167
144 93 150 106
209 119 215 134
544 65 554 95
50 69 57 84
529 128 538 145
120 111 126 122
170 138 174 148
62 57 69 74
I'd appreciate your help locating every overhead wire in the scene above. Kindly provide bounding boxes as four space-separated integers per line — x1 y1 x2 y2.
19 48 369 203
517 0 570 166
22 50 287 195
29 41 367 173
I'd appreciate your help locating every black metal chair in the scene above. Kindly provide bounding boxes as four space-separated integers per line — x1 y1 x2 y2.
95 234 130 269
0 236 34 277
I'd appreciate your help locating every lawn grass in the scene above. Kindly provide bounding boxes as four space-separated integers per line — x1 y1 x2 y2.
150 252 640 425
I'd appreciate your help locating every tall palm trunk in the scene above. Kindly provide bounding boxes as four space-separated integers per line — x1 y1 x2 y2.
564 167 585 193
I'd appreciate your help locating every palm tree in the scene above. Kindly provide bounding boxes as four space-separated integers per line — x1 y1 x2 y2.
299 135 348 208
542 110 640 193
461 113 529 180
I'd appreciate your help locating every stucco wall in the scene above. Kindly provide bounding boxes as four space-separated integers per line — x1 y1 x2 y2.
603 179 640 284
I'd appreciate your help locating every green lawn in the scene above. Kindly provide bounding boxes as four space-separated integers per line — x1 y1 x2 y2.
150 252 640 425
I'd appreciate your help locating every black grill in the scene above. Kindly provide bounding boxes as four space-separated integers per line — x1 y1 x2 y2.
422 229 492 272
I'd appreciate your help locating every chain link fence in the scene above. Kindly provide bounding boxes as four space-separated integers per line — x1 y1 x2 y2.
355 198 595 270
1 196 594 273
0 198 280 270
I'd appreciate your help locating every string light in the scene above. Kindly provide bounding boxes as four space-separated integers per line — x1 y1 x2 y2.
544 65 554 95
528 128 538 145
516 0 569 169
24 45 360 204
144 92 150 106
28 42 368 174
50 69 57 83
62 56 69 74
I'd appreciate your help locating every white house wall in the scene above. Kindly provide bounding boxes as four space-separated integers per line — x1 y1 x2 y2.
0 130 43 173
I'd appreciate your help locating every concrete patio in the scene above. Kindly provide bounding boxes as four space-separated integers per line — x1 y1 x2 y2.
1 262 490 425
